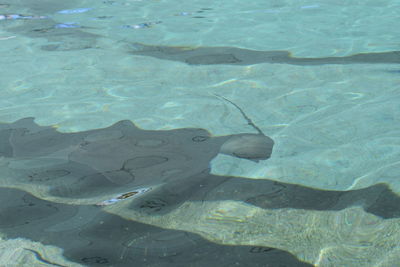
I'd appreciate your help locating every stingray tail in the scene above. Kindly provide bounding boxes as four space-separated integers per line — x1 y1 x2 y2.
213 93 265 135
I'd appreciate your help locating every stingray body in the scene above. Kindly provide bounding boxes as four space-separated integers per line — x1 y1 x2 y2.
0 117 274 212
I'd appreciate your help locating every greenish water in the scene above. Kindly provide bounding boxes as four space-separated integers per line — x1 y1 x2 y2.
0 0 399 266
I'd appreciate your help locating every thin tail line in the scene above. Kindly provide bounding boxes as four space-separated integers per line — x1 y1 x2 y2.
213 93 264 135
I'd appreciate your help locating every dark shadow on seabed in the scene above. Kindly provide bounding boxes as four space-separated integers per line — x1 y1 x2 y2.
129 43 400 66
0 187 313 267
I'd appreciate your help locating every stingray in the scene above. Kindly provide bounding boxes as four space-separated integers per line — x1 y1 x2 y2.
1 107 400 218
0 187 313 267
129 42 400 66
0 95 274 210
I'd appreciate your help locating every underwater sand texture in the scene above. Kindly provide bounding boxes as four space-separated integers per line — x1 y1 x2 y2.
0 237 83 267
112 200 400 267
0 187 313 266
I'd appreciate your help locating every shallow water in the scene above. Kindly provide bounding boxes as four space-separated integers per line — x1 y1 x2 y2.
0 0 399 266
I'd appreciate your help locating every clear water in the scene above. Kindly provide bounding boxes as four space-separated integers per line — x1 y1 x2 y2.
0 0 399 266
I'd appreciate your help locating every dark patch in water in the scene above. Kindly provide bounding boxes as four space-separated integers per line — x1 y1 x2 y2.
130 43 400 66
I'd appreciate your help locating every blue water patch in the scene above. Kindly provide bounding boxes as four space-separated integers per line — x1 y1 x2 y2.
386 69 400 73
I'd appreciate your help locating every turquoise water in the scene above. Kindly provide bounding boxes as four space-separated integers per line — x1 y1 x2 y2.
0 0 399 266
